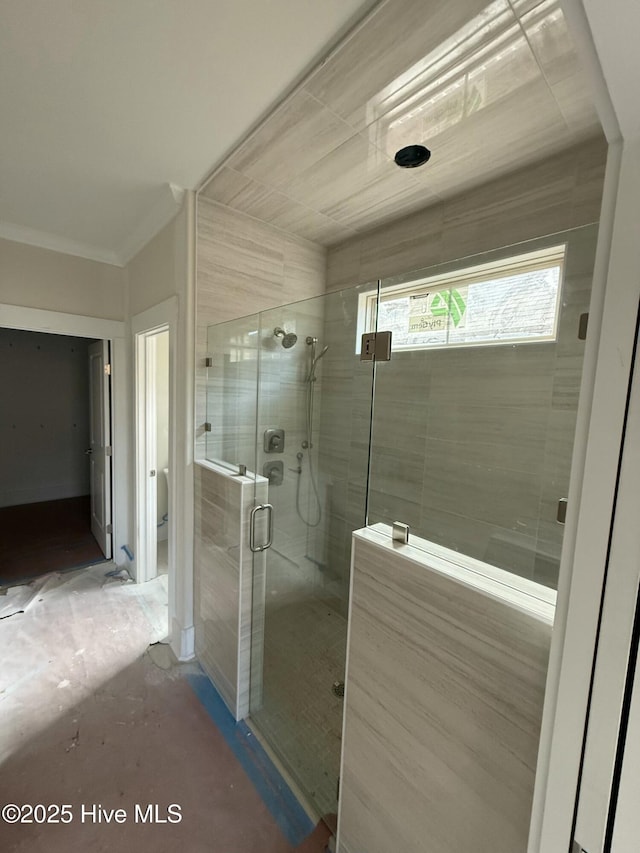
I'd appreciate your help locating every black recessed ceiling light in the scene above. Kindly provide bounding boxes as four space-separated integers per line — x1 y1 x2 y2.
394 144 431 168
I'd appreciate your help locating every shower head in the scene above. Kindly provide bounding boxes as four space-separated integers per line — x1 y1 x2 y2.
273 327 298 349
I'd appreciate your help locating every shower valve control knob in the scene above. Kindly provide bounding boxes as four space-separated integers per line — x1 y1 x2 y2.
264 428 285 453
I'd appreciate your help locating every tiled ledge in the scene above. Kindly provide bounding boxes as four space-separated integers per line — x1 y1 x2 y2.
357 523 556 623
194 457 267 486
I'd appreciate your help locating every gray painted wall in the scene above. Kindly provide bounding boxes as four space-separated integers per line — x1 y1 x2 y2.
0 328 94 507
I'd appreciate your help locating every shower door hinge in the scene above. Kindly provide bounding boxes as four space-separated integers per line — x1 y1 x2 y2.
360 330 392 361
557 497 568 524
104 363 111 376
105 445 112 456
578 313 589 340
392 521 410 543
105 523 112 534
205 356 213 367
204 422 212 432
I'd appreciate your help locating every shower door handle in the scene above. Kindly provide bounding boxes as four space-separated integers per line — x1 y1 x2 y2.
249 503 274 553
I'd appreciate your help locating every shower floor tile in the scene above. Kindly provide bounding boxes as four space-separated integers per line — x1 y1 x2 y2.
250 592 347 818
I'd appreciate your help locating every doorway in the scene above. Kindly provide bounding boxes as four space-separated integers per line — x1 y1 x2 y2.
135 324 171 585
0 328 112 586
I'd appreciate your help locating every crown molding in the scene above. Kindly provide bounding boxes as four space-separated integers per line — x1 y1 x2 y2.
0 183 185 268
118 183 185 266
0 220 122 266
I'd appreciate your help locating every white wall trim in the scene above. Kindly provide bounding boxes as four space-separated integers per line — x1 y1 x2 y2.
177 191 196 662
131 296 178 335
0 303 130 569
119 184 185 267
135 329 160 584
0 220 121 267
560 0 621 144
534 137 640 851
576 299 640 850
0 183 184 270
528 138 624 852
171 620 195 662
527 4 629 849
132 296 179 650
0 303 124 339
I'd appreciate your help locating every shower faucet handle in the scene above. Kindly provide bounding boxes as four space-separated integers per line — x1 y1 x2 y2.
264 428 285 453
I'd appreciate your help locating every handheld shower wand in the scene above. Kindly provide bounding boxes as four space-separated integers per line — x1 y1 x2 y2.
296 336 329 528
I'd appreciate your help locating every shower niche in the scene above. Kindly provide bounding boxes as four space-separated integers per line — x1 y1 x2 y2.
203 224 597 819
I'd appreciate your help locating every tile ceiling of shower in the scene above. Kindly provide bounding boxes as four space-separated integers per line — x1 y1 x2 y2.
200 0 602 246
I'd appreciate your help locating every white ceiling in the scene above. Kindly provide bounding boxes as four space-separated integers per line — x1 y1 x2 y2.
0 0 377 265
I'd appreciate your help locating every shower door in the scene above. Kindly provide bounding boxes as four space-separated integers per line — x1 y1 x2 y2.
248 286 377 817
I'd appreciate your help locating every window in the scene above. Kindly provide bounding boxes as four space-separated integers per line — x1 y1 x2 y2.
359 244 565 352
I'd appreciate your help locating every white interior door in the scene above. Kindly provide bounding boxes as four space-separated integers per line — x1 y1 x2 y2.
144 333 158 580
88 340 112 558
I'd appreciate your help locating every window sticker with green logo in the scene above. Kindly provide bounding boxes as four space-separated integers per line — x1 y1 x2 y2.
408 289 468 335
358 245 565 352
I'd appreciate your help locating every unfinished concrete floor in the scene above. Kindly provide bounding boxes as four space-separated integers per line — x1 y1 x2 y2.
0 565 330 852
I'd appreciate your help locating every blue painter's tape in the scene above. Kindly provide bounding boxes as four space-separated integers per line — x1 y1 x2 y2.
186 669 314 847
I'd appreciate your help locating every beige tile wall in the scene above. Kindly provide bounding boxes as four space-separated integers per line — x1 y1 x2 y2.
320 224 598 589
193 462 265 719
195 199 328 715
201 0 601 247
318 140 605 590
194 136 605 723
196 198 327 459
326 136 606 289
337 530 553 853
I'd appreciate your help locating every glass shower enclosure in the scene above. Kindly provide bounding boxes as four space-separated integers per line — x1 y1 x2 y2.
206 283 377 817
205 223 597 819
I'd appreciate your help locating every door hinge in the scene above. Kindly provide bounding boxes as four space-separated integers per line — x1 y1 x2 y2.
360 330 392 361
578 313 589 340
105 523 112 534
105 446 112 457
204 422 212 432
205 356 213 367
104 363 112 376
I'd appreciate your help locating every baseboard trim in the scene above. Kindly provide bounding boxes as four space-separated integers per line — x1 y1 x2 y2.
171 619 195 661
